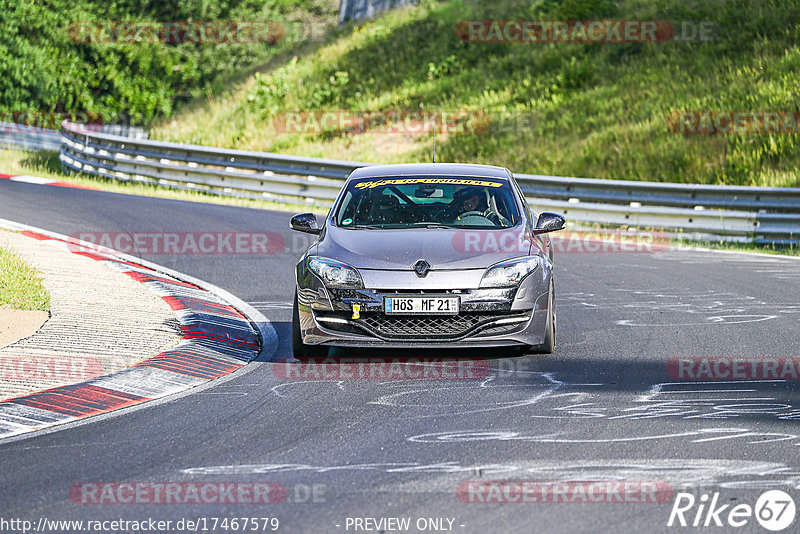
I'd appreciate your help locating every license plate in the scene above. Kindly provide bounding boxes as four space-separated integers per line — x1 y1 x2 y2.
384 296 459 315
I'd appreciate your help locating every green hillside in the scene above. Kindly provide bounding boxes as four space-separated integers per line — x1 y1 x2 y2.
152 0 800 187
0 0 338 125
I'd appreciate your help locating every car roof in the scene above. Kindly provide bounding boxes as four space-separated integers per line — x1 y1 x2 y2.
347 163 511 180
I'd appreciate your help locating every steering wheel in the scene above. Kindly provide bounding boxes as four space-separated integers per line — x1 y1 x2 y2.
458 210 487 220
484 210 501 224
459 209 505 225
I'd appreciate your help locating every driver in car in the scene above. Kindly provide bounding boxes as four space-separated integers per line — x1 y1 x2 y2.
445 186 485 222
445 185 513 226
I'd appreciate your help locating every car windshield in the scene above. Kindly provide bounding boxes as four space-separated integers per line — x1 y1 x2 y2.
334 176 520 229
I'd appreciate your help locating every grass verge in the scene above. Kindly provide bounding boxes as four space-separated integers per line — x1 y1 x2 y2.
0 245 50 311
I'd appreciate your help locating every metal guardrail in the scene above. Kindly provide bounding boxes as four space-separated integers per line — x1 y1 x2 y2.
57 121 800 243
0 121 147 152
514 173 800 213
2 120 797 244
0 122 62 152
58 122 359 207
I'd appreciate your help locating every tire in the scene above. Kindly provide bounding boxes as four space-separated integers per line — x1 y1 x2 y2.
532 282 556 354
292 292 329 360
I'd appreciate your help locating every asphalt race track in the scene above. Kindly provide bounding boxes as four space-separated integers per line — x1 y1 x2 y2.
2 179 800 533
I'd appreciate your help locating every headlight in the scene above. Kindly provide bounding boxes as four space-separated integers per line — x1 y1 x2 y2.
479 257 540 288
308 257 363 289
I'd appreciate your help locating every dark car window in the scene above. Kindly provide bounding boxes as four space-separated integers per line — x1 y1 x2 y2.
334 176 520 229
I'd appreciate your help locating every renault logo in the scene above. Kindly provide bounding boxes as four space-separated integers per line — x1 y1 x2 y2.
413 260 431 277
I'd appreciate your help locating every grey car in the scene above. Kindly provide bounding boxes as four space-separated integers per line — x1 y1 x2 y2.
290 163 566 359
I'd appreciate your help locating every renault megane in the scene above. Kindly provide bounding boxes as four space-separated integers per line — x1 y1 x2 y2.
290 163 566 359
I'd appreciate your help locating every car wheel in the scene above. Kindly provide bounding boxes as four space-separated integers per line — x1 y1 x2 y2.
532 282 556 354
292 292 329 360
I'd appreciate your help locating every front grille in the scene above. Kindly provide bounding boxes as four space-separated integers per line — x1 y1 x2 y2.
363 313 489 338
317 311 529 340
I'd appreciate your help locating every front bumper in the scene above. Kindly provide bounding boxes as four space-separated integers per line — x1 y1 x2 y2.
296 269 552 348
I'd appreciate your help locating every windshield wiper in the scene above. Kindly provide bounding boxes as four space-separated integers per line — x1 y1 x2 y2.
412 223 461 229
349 224 388 229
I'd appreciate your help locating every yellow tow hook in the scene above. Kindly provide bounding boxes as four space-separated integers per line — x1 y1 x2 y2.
351 303 361 320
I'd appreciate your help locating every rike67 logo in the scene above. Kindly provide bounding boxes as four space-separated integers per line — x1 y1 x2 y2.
668 490 796 531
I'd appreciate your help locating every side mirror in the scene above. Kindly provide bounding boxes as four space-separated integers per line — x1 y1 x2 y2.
533 212 566 235
290 213 321 235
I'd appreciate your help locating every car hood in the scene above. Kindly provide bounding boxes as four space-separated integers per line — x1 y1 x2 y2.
316 225 535 270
